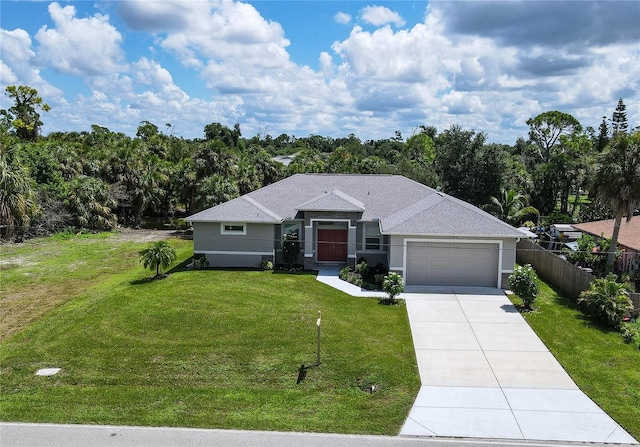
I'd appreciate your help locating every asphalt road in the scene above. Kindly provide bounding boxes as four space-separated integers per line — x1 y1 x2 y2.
0 423 615 447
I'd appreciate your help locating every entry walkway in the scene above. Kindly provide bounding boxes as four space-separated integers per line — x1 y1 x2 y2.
400 288 636 443
315 271 636 443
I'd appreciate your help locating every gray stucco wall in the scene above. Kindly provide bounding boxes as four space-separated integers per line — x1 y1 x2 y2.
193 222 274 268
355 222 387 266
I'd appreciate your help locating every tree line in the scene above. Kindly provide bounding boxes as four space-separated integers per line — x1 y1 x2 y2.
1 85 638 252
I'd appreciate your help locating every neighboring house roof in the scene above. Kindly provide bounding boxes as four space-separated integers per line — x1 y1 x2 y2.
573 218 640 251
517 227 538 238
550 224 576 233
186 174 524 237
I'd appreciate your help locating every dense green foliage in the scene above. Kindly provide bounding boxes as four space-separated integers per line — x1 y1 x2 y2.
578 274 634 328
0 234 419 435
563 234 615 276
281 231 301 269
1 85 636 243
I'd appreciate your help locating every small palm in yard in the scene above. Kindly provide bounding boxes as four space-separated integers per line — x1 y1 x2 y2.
139 241 177 278
578 273 634 329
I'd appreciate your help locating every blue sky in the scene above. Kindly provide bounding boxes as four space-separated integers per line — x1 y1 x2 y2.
1 1 639 143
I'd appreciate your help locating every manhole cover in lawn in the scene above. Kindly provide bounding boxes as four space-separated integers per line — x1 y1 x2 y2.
36 368 61 376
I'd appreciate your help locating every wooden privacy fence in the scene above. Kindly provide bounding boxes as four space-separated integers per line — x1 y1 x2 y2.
516 239 639 312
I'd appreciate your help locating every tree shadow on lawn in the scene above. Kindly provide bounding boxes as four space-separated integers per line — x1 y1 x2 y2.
271 268 317 277
130 260 320 285
130 258 194 285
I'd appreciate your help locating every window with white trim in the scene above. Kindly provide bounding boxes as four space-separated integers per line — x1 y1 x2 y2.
283 222 301 239
365 223 382 250
221 223 246 235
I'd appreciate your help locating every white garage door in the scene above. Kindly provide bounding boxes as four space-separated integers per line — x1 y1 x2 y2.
406 242 499 287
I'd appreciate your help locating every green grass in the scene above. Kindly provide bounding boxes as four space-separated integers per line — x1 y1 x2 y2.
509 282 640 439
0 233 419 434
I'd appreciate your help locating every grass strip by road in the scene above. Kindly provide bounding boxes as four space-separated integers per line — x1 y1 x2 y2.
509 281 640 440
0 233 419 435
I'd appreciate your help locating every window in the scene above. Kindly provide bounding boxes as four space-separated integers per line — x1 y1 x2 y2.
284 222 301 239
365 223 381 250
221 223 246 235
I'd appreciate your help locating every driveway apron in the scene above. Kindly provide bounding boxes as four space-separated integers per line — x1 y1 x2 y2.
399 288 637 443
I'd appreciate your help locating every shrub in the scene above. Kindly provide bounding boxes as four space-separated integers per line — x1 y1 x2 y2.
339 266 351 281
193 256 209 270
347 271 363 287
508 264 539 310
381 272 404 305
374 273 386 286
261 259 273 270
578 274 634 329
620 322 639 344
282 232 301 269
355 260 368 275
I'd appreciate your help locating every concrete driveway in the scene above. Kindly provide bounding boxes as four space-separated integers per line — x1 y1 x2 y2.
399 288 637 443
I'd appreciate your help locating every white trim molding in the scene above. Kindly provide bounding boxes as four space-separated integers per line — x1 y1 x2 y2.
195 250 272 256
220 222 247 235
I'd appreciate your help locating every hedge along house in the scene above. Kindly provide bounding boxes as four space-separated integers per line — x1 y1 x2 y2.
185 174 525 288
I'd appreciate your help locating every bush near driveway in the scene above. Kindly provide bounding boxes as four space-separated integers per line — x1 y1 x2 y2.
508 264 539 310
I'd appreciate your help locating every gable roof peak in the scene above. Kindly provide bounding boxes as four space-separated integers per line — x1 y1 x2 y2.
295 188 365 212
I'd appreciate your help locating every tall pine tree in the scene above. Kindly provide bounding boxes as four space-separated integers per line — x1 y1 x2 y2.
596 115 609 152
611 99 628 135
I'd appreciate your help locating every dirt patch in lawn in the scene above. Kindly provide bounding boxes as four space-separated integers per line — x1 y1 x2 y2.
111 228 178 243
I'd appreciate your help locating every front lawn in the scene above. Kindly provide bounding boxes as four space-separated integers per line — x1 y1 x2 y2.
509 281 640 439
0 233 419 435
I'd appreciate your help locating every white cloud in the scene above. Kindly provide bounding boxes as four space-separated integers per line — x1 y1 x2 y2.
158 1 289 64
0 61 17 85
319 51 334 78
0 28 60 106
0 29 37 94
35 2 125 77
134 58 174 88
441 91 485 115
359 6 405 27
334 12 352 25
4 0 638 143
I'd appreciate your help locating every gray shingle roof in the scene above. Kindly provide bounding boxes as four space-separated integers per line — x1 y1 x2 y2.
296 189 365 212
186 174 524 237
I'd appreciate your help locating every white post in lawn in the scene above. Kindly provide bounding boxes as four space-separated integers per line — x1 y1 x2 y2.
316 311 322 366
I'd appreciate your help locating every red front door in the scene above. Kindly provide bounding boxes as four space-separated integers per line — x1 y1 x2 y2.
317 229 348 262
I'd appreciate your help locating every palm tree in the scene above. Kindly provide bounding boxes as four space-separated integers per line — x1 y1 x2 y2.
0 153 38 239
139 241 177 278
66 176 117 230
591 131 640 273
488 188 539 226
